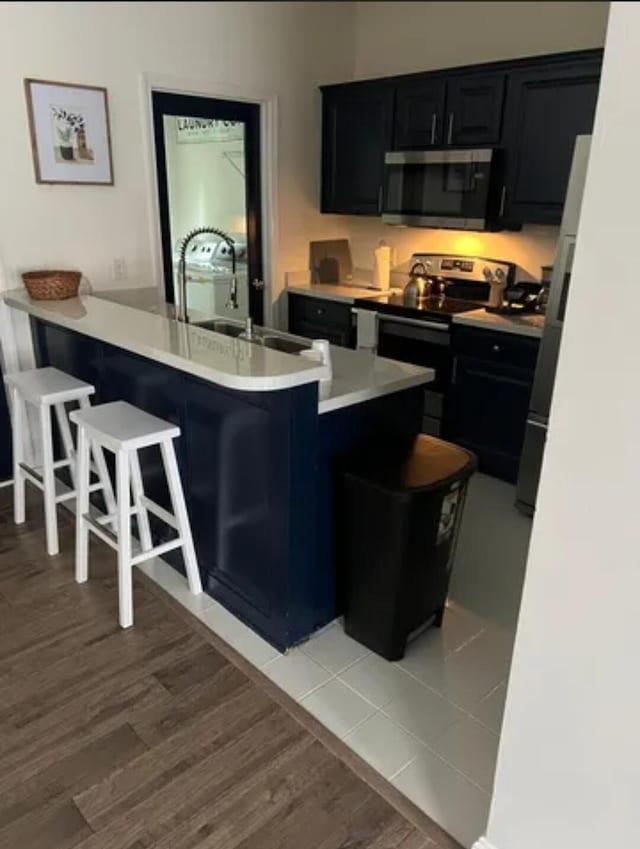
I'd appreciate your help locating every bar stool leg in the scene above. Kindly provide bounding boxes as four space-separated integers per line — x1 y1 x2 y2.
75 424 90 584
54 402 76 489
40 403 59 557
160 438 202 595
129 452 152 552
79 397 116 521
116 448 134 628
11 387 26 525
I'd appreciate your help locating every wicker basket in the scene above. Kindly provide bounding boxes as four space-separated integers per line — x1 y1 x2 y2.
22 270 82 301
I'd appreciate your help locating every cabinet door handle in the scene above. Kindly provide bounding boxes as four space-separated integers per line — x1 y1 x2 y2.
430 112 437 145
447 113 454 145
499 185 506 217
251 278 265 290
492 344 501 353
377 186 383 214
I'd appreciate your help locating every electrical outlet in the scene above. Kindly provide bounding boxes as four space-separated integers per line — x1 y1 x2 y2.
111 258 127 282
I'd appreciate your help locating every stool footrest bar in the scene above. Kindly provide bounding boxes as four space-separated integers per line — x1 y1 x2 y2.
140 496 178 530
130 538 183 566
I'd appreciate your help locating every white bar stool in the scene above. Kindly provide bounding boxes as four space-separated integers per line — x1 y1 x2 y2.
6 367 116 556
69 400 202 628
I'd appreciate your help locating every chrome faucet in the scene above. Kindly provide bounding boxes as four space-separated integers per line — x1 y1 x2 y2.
176 226 237 323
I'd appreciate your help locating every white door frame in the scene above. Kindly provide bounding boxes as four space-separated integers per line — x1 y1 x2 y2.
139 72 278 326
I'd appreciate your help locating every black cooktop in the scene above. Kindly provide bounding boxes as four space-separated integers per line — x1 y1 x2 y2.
355 292 486 323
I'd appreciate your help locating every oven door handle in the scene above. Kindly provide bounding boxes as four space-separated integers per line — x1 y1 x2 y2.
377 313 450 333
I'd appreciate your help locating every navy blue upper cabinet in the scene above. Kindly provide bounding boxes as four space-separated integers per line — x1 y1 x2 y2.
445 73 506 146
394 73 505 149
394 77 446 149
321 82 394 215
320 50 601 224
501 55 601 225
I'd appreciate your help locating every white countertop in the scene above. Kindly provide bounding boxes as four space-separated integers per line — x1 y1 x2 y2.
452 309 545 338
318 348 433 413
287 281 389 304
287 279 545 338
4 290 325 392
3 289 433 410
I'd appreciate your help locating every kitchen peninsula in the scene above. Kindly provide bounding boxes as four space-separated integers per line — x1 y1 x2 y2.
3 290 433 650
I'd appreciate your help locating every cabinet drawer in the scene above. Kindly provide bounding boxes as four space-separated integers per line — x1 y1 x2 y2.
289 294 352 329
453 326 539 371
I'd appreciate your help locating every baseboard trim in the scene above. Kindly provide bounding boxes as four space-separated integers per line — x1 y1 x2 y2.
473 838 499 849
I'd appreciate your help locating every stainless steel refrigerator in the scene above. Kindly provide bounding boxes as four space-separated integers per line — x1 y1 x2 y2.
516 135 591 514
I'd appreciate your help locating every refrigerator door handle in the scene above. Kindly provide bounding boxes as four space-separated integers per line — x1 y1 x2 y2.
546 234 575 330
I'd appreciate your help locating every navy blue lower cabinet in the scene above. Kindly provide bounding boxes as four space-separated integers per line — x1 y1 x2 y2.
31 317 423 650
31 318 324 650
0 371 12 482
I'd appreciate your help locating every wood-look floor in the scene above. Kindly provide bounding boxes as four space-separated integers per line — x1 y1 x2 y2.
0 486 455 849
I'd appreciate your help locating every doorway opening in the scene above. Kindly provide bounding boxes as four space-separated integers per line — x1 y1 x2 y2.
152 91 264 325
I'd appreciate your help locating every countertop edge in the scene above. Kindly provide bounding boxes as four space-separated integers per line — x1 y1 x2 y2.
3 292 328 392
318 369 434 414
452 312 544 338
287 284 386 304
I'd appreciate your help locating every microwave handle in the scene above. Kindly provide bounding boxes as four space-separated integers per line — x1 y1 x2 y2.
447 113 454 145
431 113 437 145
546 235 575 329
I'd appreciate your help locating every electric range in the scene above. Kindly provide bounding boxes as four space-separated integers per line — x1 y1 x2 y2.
355 253 516 325
356 254 515 435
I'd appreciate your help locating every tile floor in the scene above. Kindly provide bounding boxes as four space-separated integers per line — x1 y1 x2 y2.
139 473 532 849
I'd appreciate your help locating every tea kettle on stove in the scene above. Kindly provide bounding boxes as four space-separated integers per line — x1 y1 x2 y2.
403 261 432 306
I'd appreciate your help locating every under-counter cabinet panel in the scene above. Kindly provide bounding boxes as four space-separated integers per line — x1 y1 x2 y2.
0 378 11 481
447 327 539 483
288 293 355 348
501 57 601 224
321 83 394 215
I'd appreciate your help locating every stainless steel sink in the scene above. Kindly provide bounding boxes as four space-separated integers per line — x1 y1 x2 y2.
260 335 309 354
193 319 245 338
192 319 309 354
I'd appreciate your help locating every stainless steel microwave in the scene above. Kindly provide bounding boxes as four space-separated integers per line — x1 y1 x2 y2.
382 148 505 231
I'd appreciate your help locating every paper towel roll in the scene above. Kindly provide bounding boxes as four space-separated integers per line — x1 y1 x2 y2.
372 243 391 290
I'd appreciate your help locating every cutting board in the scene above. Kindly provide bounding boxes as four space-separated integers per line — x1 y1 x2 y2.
310 239 353 284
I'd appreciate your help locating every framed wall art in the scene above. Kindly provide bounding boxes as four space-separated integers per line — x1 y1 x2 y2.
24 78 114 185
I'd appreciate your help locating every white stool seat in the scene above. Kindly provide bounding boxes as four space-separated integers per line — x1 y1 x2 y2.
70 401 180 451
6 367 94 405
7 367 115 557
70 401 202 629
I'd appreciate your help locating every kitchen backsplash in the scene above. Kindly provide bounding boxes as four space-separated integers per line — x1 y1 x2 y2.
341 219 559 281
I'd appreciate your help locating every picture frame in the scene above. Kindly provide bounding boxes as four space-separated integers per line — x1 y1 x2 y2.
24 78 114 185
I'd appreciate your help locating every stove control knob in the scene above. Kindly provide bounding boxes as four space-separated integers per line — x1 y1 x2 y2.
482 266 494 283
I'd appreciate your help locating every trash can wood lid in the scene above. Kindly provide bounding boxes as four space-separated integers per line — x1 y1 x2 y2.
344 434 477 494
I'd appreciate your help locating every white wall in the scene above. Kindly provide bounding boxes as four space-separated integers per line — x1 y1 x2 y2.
345 220 559 282
340 1 610 279
0 1 355 302
480 4 640 849
354 1 609 79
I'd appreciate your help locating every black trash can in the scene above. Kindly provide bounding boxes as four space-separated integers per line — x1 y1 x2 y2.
338 434 477 661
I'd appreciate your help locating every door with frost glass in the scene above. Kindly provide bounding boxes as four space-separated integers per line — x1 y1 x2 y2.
152 91 264 325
